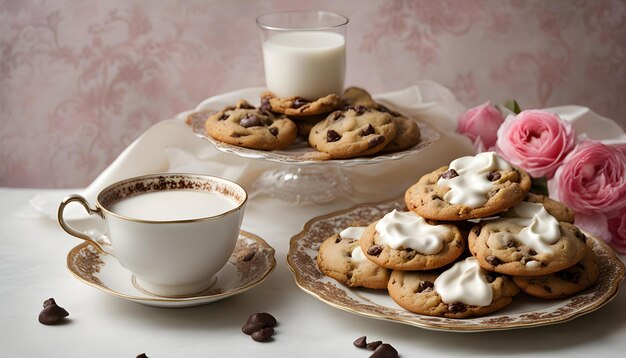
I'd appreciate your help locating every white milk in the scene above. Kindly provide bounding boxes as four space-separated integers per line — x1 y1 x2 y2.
262 31 346 99
110 190 238 221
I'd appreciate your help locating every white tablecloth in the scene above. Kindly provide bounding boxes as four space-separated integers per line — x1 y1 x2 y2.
1 188 625 357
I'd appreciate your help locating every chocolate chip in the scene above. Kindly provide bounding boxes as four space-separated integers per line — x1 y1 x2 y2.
487 171 501 181
542 285 553 293
448 302 466 313
417 280 434 293
242 251 256 262
331 112 344 121
242 321 265 335
137 353 148 358
486 255 501 266
370 343 399 358
574 229 587 242
555 270 582 284
260 97 271 111
327 129 341 142
251 327 274 342
291 98 309 108
269 127 279 136
506 240 516 248
528 249 537 256
367 245 382 256
353 336 367 348
247 312 277 328
334 236 343 243
345 105 368 115
240 114 261 128
218 113 229 121
368 135 385 148
38 298 69 325
366 341 382 350
361 124 375 136
441 169 459 179
485 274 496 283
474 225 482 236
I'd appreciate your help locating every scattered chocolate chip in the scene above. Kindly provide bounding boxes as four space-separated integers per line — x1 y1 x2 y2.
528 249 537 256
240 114 261 128
291 98 309 108
487 171 501 181
327 129 341 142
137 353 148 358
367 245 382 256
368 135 385 148
361 124 375 136
251 327 274 342
218 113 229 121
366 341 383 350
38 298 69 325
370 343 399 358
353 336 367 348
242 322 265 335
247 312 277 328
441 169 459 179
242 251 256 262
486 255 501 266
448 302 466 313
260 97 271 111
269 127 279 136
417 280 434 293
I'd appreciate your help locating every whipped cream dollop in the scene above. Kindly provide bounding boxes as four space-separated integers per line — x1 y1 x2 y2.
375 210 450 254
502 201 561 254
339 226 369 263
434 257 493 306
437 151 512 208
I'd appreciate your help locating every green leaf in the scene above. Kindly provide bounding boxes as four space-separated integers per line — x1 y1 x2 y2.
504 100 522 114
530 177 549 196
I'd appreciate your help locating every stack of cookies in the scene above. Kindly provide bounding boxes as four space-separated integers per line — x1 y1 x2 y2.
317 151 600 318
188 87 421 159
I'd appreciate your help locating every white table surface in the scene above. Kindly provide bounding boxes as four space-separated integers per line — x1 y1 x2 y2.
1 187 625 357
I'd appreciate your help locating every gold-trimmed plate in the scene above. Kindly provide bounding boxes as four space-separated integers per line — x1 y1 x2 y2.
67 230 275 307
287 199 625 332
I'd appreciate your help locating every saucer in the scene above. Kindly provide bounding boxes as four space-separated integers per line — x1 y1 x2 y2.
67 230 276 307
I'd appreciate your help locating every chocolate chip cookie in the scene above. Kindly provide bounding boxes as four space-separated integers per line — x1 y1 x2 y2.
387 260 519 318
308 106 397 159
524 193 575 224
468 217 586 276
317 227 391 289
261 91 341 117
205 100 297 150
405 152 532 221
512 243 599 299
359 211 464 271
341 87 378 108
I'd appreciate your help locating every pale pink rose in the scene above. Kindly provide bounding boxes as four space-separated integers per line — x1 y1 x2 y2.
495 110 576 178
608 207 626 254
457 101 504 152
548 140 626 215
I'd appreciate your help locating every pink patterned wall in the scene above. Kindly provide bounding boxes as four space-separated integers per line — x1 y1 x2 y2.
1 0 625 188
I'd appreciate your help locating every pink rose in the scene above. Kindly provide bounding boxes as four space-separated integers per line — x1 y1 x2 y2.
548 140 626 215
495 110 576 178
608 206 626 254
573 212 611 243
457 101 504 152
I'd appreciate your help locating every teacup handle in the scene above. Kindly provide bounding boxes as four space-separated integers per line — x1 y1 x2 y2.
58 194 114 255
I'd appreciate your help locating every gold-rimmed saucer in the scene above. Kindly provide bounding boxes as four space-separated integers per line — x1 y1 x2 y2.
67 230 275 307
287 198 625 332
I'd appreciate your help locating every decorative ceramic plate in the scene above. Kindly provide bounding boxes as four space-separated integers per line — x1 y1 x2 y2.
287 199 625 332
187 112 440 167
67 231 275 308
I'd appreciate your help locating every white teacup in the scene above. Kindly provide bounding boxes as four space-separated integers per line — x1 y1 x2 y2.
58 173 247 297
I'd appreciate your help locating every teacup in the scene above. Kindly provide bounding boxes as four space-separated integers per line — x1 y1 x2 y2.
58 173 247 297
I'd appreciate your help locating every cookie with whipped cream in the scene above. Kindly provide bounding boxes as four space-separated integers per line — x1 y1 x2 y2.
524 193 575 224
405 152 532 221
387 257 520 318
359 210 464 271
317 227 391 289
205 100 297 150
512 243 599 299
468 201 586 276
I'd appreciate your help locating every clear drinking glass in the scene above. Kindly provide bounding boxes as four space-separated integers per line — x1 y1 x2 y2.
257 11 348 99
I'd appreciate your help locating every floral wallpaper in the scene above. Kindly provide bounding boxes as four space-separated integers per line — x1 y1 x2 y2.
1 0 624 187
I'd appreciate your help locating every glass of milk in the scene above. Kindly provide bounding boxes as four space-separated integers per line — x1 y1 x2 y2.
257 11 348 100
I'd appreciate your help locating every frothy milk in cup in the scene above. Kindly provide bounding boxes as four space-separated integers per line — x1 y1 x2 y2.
262 31 346 99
